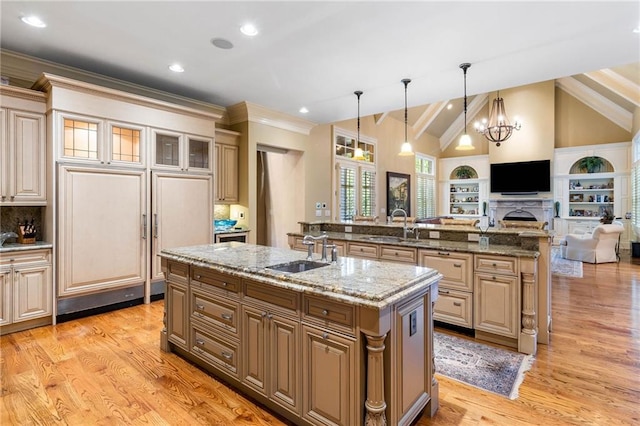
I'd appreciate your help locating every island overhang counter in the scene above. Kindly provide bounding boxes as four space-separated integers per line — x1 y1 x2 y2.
159 242 442 426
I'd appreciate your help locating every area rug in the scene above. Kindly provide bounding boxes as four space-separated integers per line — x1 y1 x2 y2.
551 246 583 278
434 331 534 399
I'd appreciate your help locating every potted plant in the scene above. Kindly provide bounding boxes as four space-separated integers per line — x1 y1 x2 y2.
600 208 614 224
578 156 604 173
455 165 474 179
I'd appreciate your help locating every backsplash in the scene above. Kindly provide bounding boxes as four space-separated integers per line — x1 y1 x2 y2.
0 207 44 241
214 204 230 219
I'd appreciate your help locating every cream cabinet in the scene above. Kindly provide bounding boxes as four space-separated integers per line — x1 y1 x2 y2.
419 249 473 328
151 173 213 282
473 254 519 339
152 128 212 173
0 249 52 334
215 143 239 202
0 108 46 205
164 259 189 350
57 166 147 297
302 324 356 426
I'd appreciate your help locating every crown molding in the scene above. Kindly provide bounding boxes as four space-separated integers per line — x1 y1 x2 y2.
439 93 488 151
583 68 640 108
556 77 632 132
227 101 316 135
0 84 46 103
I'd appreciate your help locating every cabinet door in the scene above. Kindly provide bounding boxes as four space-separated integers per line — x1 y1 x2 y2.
58 166 147 296
269 314 300 415
0 267 11 325
242 305 267 395
5 110 46 204
151 173 212 281
13 264 52 322
167 281 188 350
186 135 213 173
302 325 356 426
474 273 518 338
215 143 238 202
152 129 183 171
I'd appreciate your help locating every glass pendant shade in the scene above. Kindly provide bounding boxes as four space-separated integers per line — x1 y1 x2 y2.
475 93 521 146
455 62 475 151
353 147 365 160
398 78 414 156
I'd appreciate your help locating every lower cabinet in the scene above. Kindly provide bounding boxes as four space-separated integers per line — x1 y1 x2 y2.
0 249 52 334
242 304 300 416
302 324 356 426
166 282 188 349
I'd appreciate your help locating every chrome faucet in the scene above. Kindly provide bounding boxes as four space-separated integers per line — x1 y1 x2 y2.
391 208 410 239
0 232 18 247
302 233 330 261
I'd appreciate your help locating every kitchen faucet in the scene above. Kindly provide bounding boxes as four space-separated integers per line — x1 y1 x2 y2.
302 233 330 261
391 208 411 239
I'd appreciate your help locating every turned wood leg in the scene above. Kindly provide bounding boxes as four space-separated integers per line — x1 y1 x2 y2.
364 333 387 426
430 295 439 416
519 271 537 355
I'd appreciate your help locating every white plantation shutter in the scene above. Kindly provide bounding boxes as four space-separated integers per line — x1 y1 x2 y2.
339 165 356 221
416 154 436 219
360 168 376 217
632 138 640 234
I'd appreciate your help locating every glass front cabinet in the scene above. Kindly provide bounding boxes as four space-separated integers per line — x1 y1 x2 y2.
152 128 212 173
439 158 490 224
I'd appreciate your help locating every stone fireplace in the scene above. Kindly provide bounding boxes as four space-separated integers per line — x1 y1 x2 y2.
489 198 554 227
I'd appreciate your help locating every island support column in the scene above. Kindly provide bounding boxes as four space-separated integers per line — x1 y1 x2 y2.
364 333 388 425
519 257 538 355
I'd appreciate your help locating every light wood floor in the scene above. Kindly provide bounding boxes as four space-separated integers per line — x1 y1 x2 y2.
2 253 639 425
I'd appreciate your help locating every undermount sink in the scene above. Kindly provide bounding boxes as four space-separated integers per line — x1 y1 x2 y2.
266 259 330 273
365 236 403 243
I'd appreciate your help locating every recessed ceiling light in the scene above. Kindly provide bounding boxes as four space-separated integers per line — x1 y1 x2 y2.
299 107 309 114
634 26 640 34
211 38 234 49
169 63 184 73
240 23 258 36
21 15 46 28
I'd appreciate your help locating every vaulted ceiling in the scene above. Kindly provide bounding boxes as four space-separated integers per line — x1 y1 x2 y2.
1 1 638 142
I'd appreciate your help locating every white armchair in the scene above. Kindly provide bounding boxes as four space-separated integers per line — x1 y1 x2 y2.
561 223 624 263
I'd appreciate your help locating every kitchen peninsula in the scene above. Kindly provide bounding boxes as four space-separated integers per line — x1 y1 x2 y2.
288 220 550 355
159 242 441 426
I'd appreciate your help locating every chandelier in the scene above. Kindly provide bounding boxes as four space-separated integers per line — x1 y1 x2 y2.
474 91 521 146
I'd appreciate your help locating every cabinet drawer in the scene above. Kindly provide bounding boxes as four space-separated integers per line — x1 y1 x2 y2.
314 240 346 256
192 267 240 294
418 250 472 291
244 279 299 313
165 259 189 285
0 249 51 266
191 325 239 378
303 295 355 334
191 288 239 337
434 288 473 329
288 236 308 251
474 255 517 276
346 242 378 259
379 245 417 264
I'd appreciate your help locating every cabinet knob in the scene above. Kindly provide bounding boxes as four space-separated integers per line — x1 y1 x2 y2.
221 313 232 321
196 304 204 310
221 352 233 360
453 302 462 307
266 313 273 320
492 263 497 267
196 339 205 346
394 252 398 256
322 333 329 340
0 195 5 201
196 274 202 279
10 195 15 200
322 309 329 316
222 282 228 287
261 312 267 318
453 263 462 268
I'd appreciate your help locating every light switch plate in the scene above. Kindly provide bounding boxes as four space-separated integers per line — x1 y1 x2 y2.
324 209 331 216
315 209 322 217
345 226 352 233
468 233 480 241
429 231 440 239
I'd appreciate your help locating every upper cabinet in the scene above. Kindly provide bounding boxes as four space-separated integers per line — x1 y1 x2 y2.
58 113 146 168
215 128 240 203
152 128 213 173
0 86 47 205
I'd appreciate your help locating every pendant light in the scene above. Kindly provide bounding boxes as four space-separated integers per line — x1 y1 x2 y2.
398 78 414 156
455 63 474 151
474 91 522 146
353 90 366 160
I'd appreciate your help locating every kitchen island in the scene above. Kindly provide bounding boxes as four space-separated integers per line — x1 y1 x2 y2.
159 242 441 426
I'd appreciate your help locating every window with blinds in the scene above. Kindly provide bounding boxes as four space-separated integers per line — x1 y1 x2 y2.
334 126 377 221
415 154 436 219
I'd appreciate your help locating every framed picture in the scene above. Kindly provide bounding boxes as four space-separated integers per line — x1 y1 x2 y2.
571 194 583 202
387 172 410 215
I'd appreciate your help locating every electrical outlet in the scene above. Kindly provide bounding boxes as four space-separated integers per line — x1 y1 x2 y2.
239 212 245 219
468 233 479 242
429 231 440 239
345 226 352 233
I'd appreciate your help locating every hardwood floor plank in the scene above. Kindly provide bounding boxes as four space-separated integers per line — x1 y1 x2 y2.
1 252 638 425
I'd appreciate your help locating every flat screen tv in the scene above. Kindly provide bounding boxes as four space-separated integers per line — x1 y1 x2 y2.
490 159 551 194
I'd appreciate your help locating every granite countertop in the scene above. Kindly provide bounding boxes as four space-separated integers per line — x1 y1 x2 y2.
0 241 53 253
288 231 540 258
160 242 441 309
